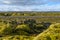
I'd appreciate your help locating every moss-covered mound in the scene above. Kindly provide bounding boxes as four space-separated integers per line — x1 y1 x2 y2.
33 23 60 40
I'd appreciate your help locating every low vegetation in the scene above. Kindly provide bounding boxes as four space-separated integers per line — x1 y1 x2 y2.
0 12 60 40
33 23 60 40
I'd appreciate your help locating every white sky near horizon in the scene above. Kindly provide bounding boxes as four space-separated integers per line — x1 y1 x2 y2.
0 0 60 11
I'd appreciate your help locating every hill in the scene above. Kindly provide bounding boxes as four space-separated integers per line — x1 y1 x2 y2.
33 23 60 40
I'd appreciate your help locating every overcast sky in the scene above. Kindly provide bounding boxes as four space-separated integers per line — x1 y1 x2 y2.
0 0 60 11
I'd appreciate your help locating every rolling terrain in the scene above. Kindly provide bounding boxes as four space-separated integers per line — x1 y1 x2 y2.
0 12 60 40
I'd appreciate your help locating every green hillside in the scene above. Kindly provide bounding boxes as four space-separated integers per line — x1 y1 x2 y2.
33 23 60 40
0 19 51 40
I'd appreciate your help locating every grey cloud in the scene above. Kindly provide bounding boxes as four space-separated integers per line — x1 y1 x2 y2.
0 0 48 5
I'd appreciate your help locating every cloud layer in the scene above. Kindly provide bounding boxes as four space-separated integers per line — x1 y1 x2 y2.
0 0 48 5
0 0 60 11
